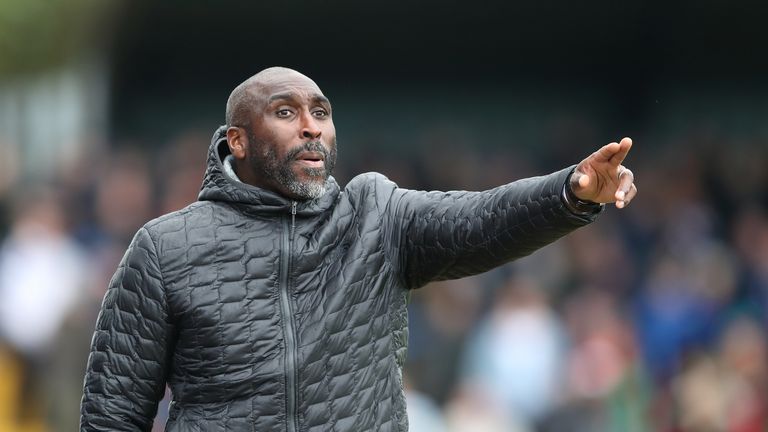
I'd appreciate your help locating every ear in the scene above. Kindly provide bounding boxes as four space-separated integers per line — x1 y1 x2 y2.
226 127 248 160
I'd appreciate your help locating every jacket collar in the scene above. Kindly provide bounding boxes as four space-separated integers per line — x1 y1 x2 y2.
198 125 340 216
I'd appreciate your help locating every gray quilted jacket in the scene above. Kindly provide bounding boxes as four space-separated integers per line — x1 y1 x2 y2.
80 126 599 431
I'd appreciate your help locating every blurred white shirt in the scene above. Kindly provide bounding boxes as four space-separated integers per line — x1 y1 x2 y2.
0 222 86 354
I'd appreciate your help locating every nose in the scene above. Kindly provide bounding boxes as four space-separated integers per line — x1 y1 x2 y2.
301 112 322 140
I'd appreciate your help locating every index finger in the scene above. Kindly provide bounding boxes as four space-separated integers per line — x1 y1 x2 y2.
594 142 621 162
609 137 633 165
593 138 633 164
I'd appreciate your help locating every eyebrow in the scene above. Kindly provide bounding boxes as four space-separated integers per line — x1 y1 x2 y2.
268 92 331 106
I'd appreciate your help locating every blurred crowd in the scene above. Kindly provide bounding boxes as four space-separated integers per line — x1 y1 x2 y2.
0 122 766 432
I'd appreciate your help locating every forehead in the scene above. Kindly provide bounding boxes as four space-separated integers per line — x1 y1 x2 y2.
256 73 325 102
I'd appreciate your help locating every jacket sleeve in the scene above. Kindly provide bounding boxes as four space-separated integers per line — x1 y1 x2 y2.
384 166 601 289
80 227 175 431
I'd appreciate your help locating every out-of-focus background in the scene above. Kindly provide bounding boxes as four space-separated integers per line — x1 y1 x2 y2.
1 1 767 431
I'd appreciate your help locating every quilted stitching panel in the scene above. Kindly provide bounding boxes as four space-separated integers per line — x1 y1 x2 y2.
157 203 286 429
81 227 172 431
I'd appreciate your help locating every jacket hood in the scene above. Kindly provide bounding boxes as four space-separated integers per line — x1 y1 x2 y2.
198 125 340 215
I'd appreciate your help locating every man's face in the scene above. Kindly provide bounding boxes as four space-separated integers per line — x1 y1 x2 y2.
242 73 337 200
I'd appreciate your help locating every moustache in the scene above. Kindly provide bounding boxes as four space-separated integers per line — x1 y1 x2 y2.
284 141 330 162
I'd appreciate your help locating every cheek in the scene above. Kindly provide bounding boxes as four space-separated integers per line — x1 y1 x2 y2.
324 124 337 145
253 124 291 156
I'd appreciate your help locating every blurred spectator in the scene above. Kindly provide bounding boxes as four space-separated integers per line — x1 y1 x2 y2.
406 377 448 432
718 317 767 432
407 277 485 405
157 131 208 214
0 189 86 356
443 384 530 432
633 242 738 383
92 149 153 245
541 288 650 432
0 137 19 199
0 188 86 430
564 218 635 296
672 354 729 431
732 208 768 327
459 275 564 426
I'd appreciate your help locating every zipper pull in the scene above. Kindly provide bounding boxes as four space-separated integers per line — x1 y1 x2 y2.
290 201 297 235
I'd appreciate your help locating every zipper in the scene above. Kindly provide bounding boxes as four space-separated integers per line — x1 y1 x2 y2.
279 200 299 432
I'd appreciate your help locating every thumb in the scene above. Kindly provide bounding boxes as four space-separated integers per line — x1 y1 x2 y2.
571 171 590 190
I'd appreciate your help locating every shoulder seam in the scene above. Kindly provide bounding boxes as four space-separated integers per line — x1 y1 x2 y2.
144 201 211 230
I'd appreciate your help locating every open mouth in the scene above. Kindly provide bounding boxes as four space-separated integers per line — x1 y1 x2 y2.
295 151 325 168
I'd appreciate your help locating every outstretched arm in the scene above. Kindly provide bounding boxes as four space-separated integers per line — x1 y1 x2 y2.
385 138 637 289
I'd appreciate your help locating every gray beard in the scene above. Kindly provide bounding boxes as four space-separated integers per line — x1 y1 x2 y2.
277 165 327 200
249 138 336 201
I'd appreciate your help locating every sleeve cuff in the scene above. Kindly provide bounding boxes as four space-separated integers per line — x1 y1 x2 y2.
561 171 604 216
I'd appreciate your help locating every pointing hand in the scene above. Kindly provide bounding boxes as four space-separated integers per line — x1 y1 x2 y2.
570 137 637 208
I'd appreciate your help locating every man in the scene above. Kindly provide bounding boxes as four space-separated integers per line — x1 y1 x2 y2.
80 67 636 431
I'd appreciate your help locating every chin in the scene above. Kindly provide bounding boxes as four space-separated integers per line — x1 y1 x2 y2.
298 166 327 178
290 181 327 201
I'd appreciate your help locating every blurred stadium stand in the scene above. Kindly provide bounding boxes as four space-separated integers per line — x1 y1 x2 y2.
1 1 767 430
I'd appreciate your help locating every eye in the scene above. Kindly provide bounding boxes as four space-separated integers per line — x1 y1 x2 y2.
276 109 293 118
312 109 329 118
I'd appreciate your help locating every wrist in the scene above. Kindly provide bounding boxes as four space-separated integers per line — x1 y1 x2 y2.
561 174 603 216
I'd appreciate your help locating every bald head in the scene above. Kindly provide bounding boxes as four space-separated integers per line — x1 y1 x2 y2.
225 67 321 128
